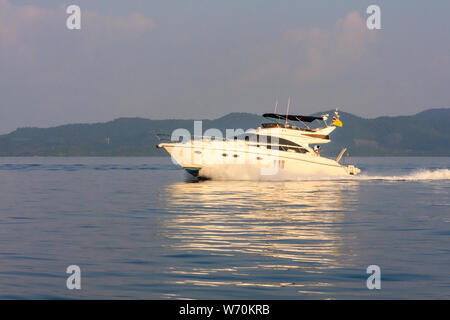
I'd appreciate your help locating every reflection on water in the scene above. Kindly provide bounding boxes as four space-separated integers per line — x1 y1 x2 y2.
160 179 360 297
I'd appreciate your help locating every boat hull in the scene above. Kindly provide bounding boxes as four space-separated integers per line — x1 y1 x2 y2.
158 141 360 179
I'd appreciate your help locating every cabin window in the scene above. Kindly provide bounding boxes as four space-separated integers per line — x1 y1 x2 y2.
256 135 301 148
233 154 239 158
235 134 303 152
222 153 227 157
194 150 202 154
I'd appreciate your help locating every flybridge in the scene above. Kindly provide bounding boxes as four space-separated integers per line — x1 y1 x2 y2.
259 110 344 144
262 112 329 131
262 109 342 130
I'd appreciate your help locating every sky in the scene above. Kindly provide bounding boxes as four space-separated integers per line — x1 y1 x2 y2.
0 0 449 133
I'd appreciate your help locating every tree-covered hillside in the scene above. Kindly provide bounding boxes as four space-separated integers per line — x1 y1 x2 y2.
0 109 448 156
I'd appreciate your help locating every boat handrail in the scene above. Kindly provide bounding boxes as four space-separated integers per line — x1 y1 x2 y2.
261 123 319 132
155 133 172 142
188 135 311 152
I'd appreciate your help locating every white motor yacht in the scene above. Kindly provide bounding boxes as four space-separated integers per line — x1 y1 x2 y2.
157 110 361 179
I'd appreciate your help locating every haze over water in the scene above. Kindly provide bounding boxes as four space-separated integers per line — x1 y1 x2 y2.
0 157 449 299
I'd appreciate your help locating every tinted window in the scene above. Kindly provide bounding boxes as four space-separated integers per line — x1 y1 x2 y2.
237 134 308 153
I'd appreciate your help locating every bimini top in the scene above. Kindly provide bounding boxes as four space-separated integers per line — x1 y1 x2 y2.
262 113 323 123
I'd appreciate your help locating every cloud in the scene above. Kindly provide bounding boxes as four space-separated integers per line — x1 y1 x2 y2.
0 0 155 49
232 11 376 90
82 11 156 36
0 0 49 46
301 11 376 79
0 0 157 133
0 0 156 70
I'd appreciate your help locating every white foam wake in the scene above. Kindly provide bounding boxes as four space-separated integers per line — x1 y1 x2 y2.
356 168 450 181
198 166 450 182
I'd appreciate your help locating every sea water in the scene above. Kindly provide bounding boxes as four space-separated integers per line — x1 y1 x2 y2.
0 157 448 299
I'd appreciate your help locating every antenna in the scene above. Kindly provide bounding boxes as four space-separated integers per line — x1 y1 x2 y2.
274 99 278 113
285 97 290 127
322 113 329 127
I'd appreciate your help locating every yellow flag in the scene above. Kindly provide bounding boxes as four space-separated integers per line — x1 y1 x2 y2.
332 118 343 127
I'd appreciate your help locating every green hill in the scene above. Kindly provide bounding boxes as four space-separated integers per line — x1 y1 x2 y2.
0 109 448 156
315 108 450 156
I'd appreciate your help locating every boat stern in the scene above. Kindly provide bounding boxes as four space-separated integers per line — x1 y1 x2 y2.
345 165 361 175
